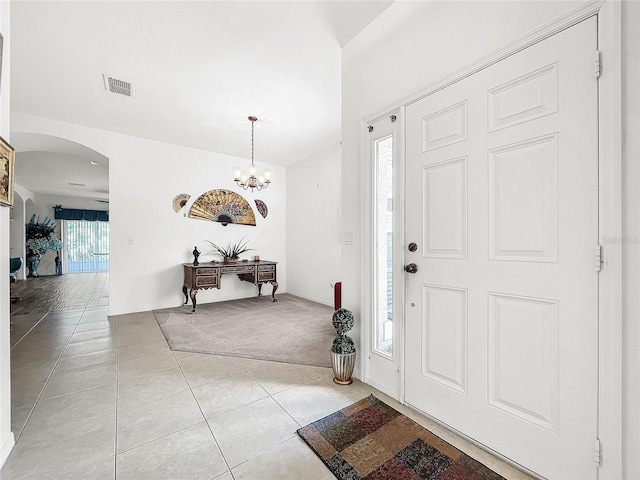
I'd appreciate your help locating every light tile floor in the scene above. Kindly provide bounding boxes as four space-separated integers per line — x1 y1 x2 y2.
2 306 535 480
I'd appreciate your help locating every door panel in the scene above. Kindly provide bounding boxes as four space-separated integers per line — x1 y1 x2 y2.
421 284 467 393
404 17 598 479
488 134 558 262
423 157 467 258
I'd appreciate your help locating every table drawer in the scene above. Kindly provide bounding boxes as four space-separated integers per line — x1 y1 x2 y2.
196 268 218 276
258 265 275 271
221 265 255 274
258 271 275 282
196 275 218 287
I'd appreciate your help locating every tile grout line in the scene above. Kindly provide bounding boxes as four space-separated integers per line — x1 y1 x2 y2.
10 311 49 350
12 310 86 444
170 348 236 478
113 313 120 480
24 308 116 480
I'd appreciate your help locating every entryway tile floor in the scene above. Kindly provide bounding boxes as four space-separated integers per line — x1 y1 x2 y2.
2 307 535 480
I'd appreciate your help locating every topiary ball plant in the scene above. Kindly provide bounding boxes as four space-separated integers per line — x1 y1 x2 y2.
331 308 355 355
330 307 356 384
331 335 355 354
332 308 354 335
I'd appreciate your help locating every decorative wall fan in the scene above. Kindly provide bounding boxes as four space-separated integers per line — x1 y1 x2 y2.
172 193 191 213
254 199 268 218
188 189 256 226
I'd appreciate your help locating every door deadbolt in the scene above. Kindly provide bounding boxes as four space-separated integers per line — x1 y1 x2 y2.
404 263 418 274
408 242 418 252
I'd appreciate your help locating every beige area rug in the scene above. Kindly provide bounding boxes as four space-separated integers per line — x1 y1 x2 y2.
153 294 335 367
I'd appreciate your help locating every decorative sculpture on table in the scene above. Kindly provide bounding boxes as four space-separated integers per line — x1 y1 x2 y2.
192 246 200 266
188 189 256 226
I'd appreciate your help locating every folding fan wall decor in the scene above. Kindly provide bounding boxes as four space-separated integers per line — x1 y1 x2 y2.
188 189 256 226
172 193 191 213
254 199 268 218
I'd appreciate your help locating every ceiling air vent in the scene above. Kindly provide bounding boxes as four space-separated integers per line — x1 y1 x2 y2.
102 74 134 97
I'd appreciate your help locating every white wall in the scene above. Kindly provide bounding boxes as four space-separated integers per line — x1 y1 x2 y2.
342 1 638 478
286 143 342 306
12 113 287 316
0 0 12 467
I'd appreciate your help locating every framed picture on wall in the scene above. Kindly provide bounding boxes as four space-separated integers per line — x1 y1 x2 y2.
0 136 15 207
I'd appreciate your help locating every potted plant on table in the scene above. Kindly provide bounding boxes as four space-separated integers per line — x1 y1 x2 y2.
330 307 356 385
205 237 253 263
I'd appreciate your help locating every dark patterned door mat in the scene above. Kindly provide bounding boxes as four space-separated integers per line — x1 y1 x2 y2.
297 394 505 480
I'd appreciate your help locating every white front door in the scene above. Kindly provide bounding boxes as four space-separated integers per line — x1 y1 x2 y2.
404 17 598 479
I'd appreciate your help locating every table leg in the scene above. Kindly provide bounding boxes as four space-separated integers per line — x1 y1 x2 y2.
270 281 278 302
189 289 198 314
258 283 263 297
182 285 189 305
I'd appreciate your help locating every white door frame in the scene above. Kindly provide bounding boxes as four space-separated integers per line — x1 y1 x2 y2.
360 1 622 477
361 109 406 399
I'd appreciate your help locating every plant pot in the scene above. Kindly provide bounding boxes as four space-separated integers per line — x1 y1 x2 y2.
26 253 41 277
331 350 356 385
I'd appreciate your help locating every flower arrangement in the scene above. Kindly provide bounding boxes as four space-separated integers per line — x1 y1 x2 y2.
25 215 64 254
205 237 253 261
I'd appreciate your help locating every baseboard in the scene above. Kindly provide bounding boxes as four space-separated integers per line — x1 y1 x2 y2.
1 432 15 468
286 291 333 307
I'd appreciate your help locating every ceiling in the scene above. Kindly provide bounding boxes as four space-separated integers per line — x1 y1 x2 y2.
10 0 394 198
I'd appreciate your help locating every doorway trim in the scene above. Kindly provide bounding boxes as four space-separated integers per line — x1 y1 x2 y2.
360 0 621 477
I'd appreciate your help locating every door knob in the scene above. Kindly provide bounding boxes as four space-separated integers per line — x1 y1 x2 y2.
404 263 418 274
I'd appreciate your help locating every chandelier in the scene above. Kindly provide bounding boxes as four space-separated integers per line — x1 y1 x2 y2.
233 116 271 191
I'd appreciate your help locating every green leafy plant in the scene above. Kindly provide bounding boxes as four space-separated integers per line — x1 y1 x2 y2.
331 308 355 354
205 237 253 260
25 215 64 254
332 335 355 354
332 308 354 334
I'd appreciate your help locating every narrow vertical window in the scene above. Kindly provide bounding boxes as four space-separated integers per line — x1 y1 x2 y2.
374 135 393 356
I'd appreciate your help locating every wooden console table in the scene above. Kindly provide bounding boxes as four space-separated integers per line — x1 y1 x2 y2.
182 260 278 314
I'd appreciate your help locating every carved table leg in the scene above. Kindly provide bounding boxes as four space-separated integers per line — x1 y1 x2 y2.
270 281 279 302
257 283 263 297
182 285 189 305
189 289 198 314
